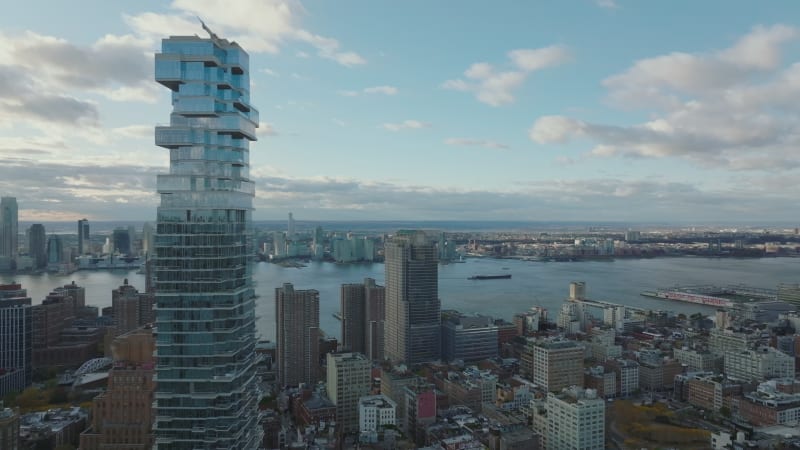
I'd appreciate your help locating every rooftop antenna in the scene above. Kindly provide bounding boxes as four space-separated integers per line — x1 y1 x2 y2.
197 17 221 43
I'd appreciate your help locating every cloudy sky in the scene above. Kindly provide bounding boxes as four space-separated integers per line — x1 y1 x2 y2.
1 0 799 223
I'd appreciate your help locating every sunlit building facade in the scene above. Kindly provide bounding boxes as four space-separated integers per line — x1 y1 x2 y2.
153 26 261 449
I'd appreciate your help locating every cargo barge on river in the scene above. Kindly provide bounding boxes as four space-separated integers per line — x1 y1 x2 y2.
468 274 512 280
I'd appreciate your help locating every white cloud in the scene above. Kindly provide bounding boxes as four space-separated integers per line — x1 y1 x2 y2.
531 25 800 171
339 85 399 96
113 125 153 139
381 120 431 131
595 0 618 9
444 138 510 150
443 45 570 106
295 51 310 58
125 0 366 67
258 122 278 136
260 68 279 77
363 85 398 95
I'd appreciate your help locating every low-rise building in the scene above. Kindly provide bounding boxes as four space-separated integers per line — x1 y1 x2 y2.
738 381 800 426
674 347 722 372
686 374 741 412
359 394 397 434
724 347 795 382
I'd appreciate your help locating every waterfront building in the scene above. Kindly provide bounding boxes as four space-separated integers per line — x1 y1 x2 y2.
441 311 498 362
28 224 46 269
0 404 19 450
524 338 584 392
152 27 261 449
287 212 295 239
77 219 90 255
545 387 605 450
724 347 795 382
141 222 154 257
568 281 586 300
384 230 440 365
112 228 131 256
0 284 31 396
275 283 320 386
272 231 286 257
778 283 800 307
46 235 63 266
359 394 397 434
326 352 370 433
0 197 18 261
79 327 155 450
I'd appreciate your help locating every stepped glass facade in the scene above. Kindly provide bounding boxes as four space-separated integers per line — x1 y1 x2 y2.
153 29 261 449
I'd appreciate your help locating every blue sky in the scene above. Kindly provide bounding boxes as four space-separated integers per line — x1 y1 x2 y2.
1 0 799 223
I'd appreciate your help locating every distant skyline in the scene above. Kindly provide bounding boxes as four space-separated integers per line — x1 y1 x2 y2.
1 1 799 222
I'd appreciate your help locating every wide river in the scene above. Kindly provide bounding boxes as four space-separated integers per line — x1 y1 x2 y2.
2 257 798 341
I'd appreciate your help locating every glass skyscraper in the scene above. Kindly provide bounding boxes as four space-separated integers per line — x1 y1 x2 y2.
384 230 441 365
0 197 18 260
153 26 261 449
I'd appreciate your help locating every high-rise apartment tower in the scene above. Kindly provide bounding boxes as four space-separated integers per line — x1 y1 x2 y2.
77 219 90 255
0 197 18 260
275 283 320 387
384 230 440 365
153 25 261 449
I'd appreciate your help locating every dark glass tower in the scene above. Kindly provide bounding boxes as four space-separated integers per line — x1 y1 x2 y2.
153 25 261 449
384 230 441 365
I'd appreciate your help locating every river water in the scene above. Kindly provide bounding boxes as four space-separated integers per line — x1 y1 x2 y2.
2 257 798 341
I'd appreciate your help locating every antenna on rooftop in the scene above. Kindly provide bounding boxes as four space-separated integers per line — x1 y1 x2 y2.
197 17 221 42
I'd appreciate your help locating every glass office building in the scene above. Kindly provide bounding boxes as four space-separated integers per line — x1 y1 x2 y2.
153 27 261 449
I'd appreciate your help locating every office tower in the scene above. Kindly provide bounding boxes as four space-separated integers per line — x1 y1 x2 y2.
80 327 155 450
326 352 370 433
384 230 440 365
526 339 584 391
441 311 498 362
27 224 46 269
77 219 90 255
546 387 605 450
288 212 295 238
364 278 386 361
275 283 320 387
153 26 261 449
46 235 63 265
112 228 131 255
272 231 286 257
0 284 32 397
0 197 18 260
